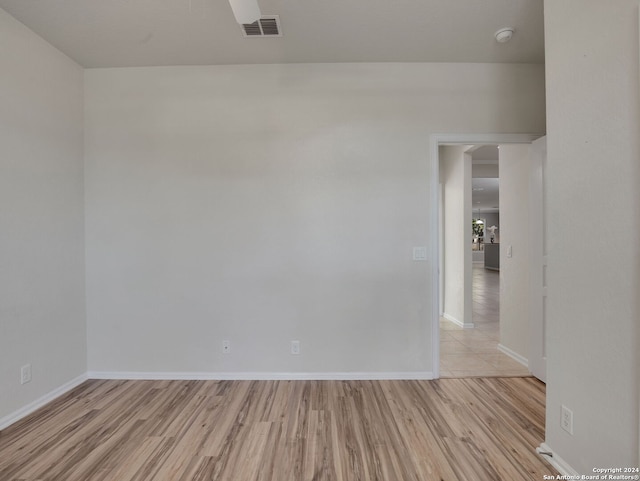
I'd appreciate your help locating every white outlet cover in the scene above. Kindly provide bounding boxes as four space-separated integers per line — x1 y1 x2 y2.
413 246 427 261
561 405 573 435
291 340 300 355
20 364 31 384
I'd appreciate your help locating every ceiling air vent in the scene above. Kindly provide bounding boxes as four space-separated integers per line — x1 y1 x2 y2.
242 15 282 37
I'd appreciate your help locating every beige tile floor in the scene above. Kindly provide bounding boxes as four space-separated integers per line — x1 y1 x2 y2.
440 264 531 378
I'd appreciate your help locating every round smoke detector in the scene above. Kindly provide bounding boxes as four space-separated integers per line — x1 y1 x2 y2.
494 27 514 43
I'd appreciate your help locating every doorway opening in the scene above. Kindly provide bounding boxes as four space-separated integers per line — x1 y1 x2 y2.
431 133 545 381
439 143 528 378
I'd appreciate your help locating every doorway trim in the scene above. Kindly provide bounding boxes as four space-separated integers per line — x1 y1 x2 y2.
429 133 543 379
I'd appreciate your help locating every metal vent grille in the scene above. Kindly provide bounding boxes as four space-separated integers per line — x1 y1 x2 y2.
242 15 282 37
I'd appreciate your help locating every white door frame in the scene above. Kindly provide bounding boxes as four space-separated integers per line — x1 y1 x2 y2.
528 136 547 381
429 133 543 379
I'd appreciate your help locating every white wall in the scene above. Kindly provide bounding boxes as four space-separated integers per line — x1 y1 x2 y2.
498 144 531 360
440 146 472 326
544 0 639 471
0 8 85 422
472 163 499 178
84 62 545 375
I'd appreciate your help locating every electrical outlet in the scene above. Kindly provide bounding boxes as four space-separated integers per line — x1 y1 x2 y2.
412 246 427 261
222 340 231 354
561 405 573 435
291 340 300 355
20 364 31 384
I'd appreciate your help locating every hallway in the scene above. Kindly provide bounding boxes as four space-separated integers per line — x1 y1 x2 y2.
440 264 530 378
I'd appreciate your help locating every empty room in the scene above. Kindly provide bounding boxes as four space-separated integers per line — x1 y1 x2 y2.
0 0 638 479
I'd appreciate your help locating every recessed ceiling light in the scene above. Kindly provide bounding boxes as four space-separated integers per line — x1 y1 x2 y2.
495 28 514 43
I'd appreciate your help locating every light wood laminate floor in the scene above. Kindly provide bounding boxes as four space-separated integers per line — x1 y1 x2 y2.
0 378 556 481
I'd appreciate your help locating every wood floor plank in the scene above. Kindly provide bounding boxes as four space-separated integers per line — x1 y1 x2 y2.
0 377 557 481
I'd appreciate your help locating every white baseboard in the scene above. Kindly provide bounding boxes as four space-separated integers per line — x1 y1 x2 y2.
497 343 529 367
536 443 579 476
87 371 435 381
443 312 474 329
0 373 88 431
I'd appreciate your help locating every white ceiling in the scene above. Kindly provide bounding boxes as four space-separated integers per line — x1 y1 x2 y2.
471 145 499 162
472 177 500 214
471 145 499 213
0 0 544 68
